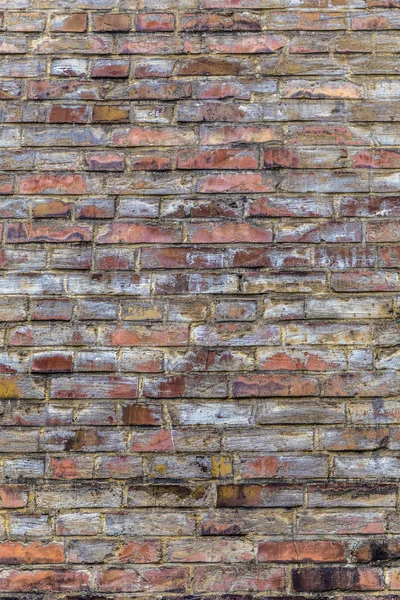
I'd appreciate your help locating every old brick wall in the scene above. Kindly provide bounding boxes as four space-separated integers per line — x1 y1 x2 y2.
0 0 399 596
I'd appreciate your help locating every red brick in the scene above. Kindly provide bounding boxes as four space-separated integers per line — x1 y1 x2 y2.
19 174 87 195
32 200 73 218
49 105 88 123
49 456 94 479
97 566 189 592
180 11 261 31
85 152 125 171
122 403 162 426
0 177 13 195
97 222 181 244
102 325 189 347
177 148 259 170
93 14 130 32
112 126 195 147
119 540 162 562
351 13 394 29
0 485 28 508
233 374 319 397
91 60 130 78
0 570 90 592
0 542 64 564
6 222 92 243
259 540 345 562
32 352 73 373
265 147 300 168
352 149 400 168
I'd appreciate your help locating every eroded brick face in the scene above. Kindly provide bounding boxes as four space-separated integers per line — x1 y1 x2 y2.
0 0 399 596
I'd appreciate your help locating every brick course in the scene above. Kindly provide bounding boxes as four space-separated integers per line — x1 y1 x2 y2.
0 0 399 597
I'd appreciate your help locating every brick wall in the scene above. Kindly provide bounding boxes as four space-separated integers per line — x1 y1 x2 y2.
0 0 399 596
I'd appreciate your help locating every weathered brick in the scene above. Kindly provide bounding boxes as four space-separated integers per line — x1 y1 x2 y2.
0 485 28 508
169 401 253 426
334 454 400 478
5 12 47 32
0 2 397 596
154 273 238 295
166 538 254 562
259 540 345 562
49 455 94 479
136 13 175 31
200 508 292 535
242 272 327 293
297 510 386 534
257 399 345 424
308 482 397 508
131 428 220 453
292 567 383 592
143 374 228 398
41 428 125 452
56 512 100 536
320 427 389 450
257 347 346 370
66 538 115 563
0 541 64 564
97 566 189 593
188 221 272 242
101 324 189 346
32 35 112 54
9 514 51 538
50 375 138 399
93 104 129 122
51 59 88 76
127 484 213 507
105 511 195 535
91 59 130 78
93 14 130 32
117 34 182 54
7 221 92 242
233 374 320 397
0 569 90 592
194 565 285 592
217 484 303 507
119 539 162 562
36 483 122 509
97 221 181 243
50 13 87 32
239 454 328 478
177 57 254 76
201 124 282 144
206 33 286 53
32 352 73 373
193 323 280 346
224 428 313 451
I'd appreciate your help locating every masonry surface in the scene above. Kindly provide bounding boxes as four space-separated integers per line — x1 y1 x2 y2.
0 0 399 597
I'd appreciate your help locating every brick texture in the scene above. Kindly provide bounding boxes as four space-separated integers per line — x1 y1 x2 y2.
0 0 399 597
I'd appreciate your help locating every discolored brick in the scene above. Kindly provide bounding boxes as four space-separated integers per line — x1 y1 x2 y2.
0 1 397 597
